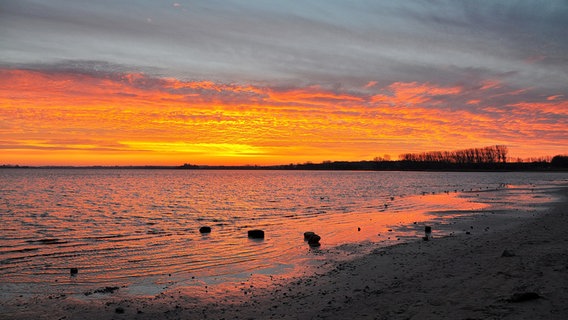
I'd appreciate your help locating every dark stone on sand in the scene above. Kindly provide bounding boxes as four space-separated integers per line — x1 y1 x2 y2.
95 286 120 294
248 229 265 239
115 307 125 314
70 268 78 275
501 249 516 257
308 234 321 247
507 292 540 303
84 286 120 296
199 226 212 233
304 231 316 240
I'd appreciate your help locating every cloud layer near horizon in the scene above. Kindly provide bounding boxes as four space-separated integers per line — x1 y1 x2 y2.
1 68 565 165
1 0 566 165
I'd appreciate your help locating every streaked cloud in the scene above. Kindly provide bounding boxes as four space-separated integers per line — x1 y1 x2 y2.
1 67 566 165
1 1 566 165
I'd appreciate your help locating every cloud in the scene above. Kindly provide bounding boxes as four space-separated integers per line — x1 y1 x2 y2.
1 0 567 164
1 66 566 165
2 1 566 93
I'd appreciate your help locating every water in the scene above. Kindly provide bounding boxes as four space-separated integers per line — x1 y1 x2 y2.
0 169 566 298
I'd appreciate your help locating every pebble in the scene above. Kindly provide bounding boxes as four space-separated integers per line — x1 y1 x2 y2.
501 249 516 257
199 226 212 233
248 229 265 239
508 292 540 303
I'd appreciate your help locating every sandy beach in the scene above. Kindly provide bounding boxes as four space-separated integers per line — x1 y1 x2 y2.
2 186 567 320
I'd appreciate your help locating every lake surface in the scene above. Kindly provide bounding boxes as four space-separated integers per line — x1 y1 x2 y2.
1 169 566 299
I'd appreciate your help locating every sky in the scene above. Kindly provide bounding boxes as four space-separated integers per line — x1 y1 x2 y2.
1 0 567 166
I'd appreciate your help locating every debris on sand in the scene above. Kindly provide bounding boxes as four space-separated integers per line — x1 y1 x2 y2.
84 286 120 296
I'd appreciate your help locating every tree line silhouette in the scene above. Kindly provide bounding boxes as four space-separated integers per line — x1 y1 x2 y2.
270 146 566 171
399 145 508 164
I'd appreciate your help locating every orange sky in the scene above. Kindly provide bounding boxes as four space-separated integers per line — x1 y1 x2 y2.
1 68 566 166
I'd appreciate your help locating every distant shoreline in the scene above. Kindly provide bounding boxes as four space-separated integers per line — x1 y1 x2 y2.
1 160 567 172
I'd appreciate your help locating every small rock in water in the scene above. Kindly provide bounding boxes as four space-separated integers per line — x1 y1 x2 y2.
199 226 212 233
308 234 321 247
248 229 265 239
424 226 432 241
115 307 125 314
501 249 516 257
303 231 316 240
70 268 78 275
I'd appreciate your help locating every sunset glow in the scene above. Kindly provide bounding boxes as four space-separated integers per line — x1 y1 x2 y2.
1 1 566 165
1 68 566 166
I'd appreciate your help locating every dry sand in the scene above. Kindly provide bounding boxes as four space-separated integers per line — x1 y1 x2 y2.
2 187 567 320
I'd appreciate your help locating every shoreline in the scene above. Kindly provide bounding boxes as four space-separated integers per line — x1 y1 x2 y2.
2 185 567 319
2 166 567 173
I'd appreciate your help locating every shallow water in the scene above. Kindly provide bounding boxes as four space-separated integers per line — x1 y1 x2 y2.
0 169 566 298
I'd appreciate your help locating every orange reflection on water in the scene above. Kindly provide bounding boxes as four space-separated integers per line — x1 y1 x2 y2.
2 169 563 303
168 191 491 302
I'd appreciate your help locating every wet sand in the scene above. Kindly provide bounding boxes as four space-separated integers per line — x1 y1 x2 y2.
2 186 567 320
